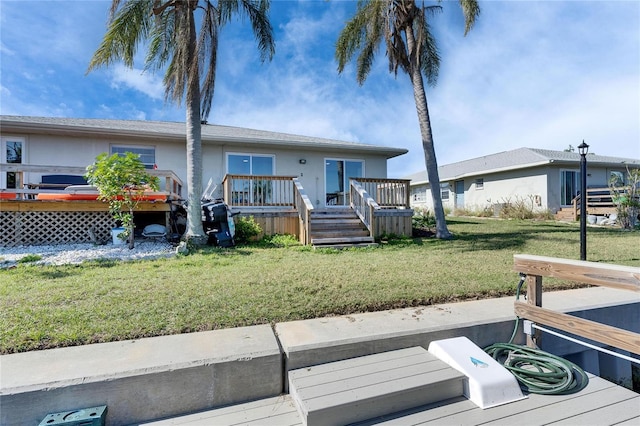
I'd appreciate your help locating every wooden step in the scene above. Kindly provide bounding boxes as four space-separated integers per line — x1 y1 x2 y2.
288 346 465 426
310 236 375 246
311 212 359 219
313 242 379 250
311 218 363 226
310 229 370 238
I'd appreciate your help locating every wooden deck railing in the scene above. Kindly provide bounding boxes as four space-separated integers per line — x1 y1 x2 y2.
222 174 297 208
350 179 380 236
357 178 411 209
293 178 314 245
513 254 640 355
0 163 183 200
572 186 636 220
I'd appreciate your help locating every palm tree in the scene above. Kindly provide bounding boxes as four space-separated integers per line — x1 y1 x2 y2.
88 0 275 244
336 0 480 239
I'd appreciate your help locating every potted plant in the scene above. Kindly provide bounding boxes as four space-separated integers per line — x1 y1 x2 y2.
85 152 159 249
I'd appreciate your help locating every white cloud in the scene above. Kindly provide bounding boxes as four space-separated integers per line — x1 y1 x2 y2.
0 41 14 56
1 0 637 178
109 64 165 101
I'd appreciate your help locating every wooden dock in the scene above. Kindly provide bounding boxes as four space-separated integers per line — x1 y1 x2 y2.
142 372 639 425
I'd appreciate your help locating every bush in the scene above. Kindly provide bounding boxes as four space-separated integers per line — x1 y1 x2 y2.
233 216 262 245
412 207 435 229
259 234 301 248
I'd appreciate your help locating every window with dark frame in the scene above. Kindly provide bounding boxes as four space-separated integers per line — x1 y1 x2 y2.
111 146 156 169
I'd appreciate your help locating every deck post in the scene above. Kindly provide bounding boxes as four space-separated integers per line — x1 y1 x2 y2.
526 274 543 348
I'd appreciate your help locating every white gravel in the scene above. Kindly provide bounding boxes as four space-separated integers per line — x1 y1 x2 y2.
0 240 176 267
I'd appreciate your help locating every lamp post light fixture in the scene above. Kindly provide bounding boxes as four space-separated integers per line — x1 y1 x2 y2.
578 140 589 261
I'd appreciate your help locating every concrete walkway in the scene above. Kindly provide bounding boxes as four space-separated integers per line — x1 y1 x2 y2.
1 287 638 425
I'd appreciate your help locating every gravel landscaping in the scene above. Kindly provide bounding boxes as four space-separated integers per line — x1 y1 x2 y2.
0 239 176 267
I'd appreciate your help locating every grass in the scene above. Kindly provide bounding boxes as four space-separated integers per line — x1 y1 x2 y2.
1 217 638 354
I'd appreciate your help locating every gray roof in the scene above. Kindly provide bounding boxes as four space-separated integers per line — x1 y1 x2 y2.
404 147 640 184
0 115 407 159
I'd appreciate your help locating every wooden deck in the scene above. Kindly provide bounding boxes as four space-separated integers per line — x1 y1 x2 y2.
142 374 639 425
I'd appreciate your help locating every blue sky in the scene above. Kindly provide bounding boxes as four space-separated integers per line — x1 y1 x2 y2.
1 0 638 178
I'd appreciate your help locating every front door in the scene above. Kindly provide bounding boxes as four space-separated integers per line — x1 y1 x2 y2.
1 137 25 189
455 180 465 209
325 159 363 206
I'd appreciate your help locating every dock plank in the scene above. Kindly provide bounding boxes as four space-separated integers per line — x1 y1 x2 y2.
546 397 640 426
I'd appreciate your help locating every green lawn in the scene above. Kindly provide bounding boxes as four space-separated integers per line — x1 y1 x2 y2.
1 217 638 354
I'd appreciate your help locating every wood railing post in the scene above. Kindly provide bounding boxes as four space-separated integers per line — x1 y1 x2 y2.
526 274 543 348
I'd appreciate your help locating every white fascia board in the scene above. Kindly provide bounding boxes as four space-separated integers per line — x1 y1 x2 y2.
409 160 553 186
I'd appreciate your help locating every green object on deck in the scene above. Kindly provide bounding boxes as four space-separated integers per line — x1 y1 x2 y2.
38 405 107 426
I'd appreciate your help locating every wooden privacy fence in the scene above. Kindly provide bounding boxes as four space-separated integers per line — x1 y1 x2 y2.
513 254 640 355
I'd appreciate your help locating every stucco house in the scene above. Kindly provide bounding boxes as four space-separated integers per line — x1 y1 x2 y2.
404 147 640 218
1 115 412 247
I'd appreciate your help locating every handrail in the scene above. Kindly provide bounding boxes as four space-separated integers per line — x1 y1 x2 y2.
350 179 380 236
356 177 411 208
513 254 640 355
0 163 183 199
222 174 296 207
293 178 314 245
572 186 636 220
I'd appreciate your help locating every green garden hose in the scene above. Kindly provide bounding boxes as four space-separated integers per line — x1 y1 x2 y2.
483 273 589 395
484 342 589 395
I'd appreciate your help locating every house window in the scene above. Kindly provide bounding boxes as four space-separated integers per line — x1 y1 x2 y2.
227 153 274 176
441 189 449 200
475 178 484 190
411 186 426 202
1 136 25 189
111 145 156 169
609 171 625 186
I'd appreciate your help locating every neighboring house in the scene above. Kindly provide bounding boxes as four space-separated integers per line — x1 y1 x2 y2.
0 115 406 207
1 115 412 247
404 147 640 216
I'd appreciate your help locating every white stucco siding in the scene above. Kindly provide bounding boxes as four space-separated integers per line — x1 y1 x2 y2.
4 126 395 205
17 133 110 186
465 170 548 212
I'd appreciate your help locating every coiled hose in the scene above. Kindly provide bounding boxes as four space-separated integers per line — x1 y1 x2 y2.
483 274 589 395
484 343 589 395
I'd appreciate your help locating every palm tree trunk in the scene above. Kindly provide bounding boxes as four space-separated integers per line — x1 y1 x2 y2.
184 7 206 244
405 25 452 239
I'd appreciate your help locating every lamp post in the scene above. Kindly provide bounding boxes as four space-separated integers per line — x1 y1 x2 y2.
578 141 589 261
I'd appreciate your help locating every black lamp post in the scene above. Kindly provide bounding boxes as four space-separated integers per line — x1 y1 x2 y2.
578 141 589 261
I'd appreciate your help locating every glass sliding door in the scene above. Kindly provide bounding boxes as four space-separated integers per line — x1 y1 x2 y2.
325 159 363 206
227 153 274 204
560 170 580 206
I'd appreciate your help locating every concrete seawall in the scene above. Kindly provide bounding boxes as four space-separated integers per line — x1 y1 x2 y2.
1 287 637 425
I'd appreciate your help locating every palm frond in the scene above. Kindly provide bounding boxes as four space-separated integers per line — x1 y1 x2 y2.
458 0 480 36
88 0 155 72
198 1 219 119
239 0 275 62
336 0 387 83
413 5 440 86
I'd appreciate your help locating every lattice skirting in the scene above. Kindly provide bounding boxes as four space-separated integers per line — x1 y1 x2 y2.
1 211 116 247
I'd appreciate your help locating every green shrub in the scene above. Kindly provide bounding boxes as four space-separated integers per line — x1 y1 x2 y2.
233 216 262 245
412 207 435 229
18 254 42 264
259 234 301 248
